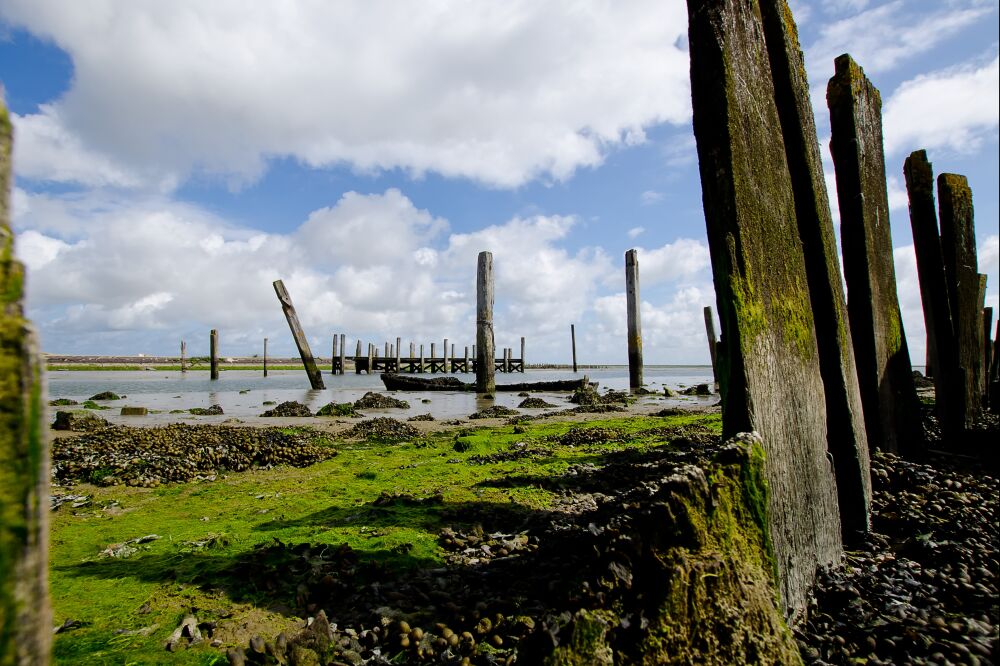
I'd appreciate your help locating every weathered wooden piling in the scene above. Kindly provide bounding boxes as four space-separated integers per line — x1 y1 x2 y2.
827 54 922 457
263 337 268 378
938 173 983 425
272 279 325 389
703 306 719 386
180 340 187 373
419 344 425 373
331 335 338 374
0 93 52 665
688 0 845 614
476 251 496 394
625 249 643 389
396 337 402 372
520 337 526 372
571 324 578 373
904 151 964 434
355 340 363 374
985 307 994 407
368 344 374 375
339 334 346 375
210 329 219 380
991 320 1000 412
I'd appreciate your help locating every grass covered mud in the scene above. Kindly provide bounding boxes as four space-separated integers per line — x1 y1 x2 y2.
47 409 801 664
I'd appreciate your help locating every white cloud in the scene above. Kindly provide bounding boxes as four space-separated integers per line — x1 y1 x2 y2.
632 238 711 285
1 1 692 189
627 226 645 239
807 1 992 78
640 191 663 206
883 55 1000 156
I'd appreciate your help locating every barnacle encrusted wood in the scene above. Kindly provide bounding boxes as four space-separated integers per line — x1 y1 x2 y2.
827 54 923 457
687 0 843 615
0 92 52 665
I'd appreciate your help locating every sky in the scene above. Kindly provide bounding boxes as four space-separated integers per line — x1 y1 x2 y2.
0 0 997 365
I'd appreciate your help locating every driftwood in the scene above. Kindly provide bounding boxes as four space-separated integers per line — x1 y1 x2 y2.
380 373 591 393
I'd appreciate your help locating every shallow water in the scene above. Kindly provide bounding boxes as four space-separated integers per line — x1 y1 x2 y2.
47 366 716 423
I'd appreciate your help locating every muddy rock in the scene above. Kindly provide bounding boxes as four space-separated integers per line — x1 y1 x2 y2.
345 418 420 442
52 410 111 432
49 398 78 406
468 405 520 419
317 402 361 417
353 392 410 410
517 397 557 409
261 401 313 417
189 404 224 416
88 391 122 401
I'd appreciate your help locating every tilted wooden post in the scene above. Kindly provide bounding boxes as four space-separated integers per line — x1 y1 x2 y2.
688 0 846 614
703 306 719 387
210 329 219 380
263 337 268 378
939 173 984 425
180 340 187 373
827 54 922 456
476 251 496 394
0 93 52 665
571 324 578 373
272 279 325 389
625 249 643 389
904 151 963 434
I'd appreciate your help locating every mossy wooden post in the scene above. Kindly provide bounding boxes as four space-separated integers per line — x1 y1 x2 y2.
419 344 425 373
367 344 374 375
977 276 987 400
339 334 345 375
476 251 496 394
703 306 719 386
938 174 983 426
443 339 449 373
395 337 401 373
991 320 1000 412
571 324 578 373
180 340 187 373
210 329 219 380
263 337 268 378
0 94 52 665
355 340 362 374
827 54 922 457
464 345 469 373
688 0 843 615
904 150 963 435
520 336 526 372
331 334 337 374
272 279 325 390
985 307 994 408
625 249 643 390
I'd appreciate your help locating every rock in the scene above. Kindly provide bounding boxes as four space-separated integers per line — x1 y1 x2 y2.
88 391 122 401
662 387 678 397
189 404 224 416
120 406 148 416
468 405 520 419
49 398 78 406
518 397 557 409
407 413 435 422
353 392 410 410
261 401 312 417
52 410 110 432
345 418 419 442
316 402 360 417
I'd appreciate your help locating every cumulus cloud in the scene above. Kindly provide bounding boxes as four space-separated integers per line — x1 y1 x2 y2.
632 238 711 285
883 55 999 157
627 227 645 239
1 1 692 189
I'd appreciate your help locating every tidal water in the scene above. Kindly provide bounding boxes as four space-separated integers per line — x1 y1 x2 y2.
47 366 716 423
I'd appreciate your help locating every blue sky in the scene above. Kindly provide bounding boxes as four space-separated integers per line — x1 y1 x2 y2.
0 1 997 364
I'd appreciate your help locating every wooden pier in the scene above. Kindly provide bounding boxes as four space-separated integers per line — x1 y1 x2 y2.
330 335 525 375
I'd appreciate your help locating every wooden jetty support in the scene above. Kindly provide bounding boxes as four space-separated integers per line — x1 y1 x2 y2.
326 331 526 375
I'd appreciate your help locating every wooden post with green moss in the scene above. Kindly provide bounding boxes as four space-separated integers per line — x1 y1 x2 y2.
272 279 325 389
827 54 922 458
625 249 643 390
571 324 578 373
688 0 844 616
476 251 496 394
984 306 994 408
263 337 268 378
209 329 219 380
0 93 52 665
939 174 983 426
904 150 964 435
180 340 187 373
703 306 719 386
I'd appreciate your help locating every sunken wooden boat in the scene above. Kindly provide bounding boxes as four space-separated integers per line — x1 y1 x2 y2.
380 372 593 392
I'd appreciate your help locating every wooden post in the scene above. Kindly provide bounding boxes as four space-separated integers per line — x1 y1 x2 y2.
0 95 52 665
180 340 187 373
339 334 345 375
451 343 456 372
476 251 496 394
331 334 338 374
444 338 449 373
520 336 525 372
263 337 268 378
704 306 719 387
272 280 325 389
571 324 578 373
396 337 401 372
419 344 425 373
464 345 469 373
210 329 219 380
368 343 374 375
385 341 390 359
625 249 643 389
985 307 994 408
409 341 415 358
355 340 363 374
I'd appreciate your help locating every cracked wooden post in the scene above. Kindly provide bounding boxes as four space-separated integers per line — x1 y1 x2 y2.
476 251 496 394
180 340 187 373
688 0 844 615
210 329 219 380
0 92 52 666
272 279 325 389
625 249 643 390
904 150 963 435
939 173 983 426
827 54 922 457
571 324 578 373
703 306 719 387
263 337 268 378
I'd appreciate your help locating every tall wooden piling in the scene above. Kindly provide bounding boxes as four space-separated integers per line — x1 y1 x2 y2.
396 337 402 371
210 329 219 380
476 251 496 394
703 306 719 386
368 344 374 375
827 54 921 456
905 151 963 434
571 324 578 373
444 339 449 373
520 337 526 372
625 249 643 389
355 340 363 374
180 340 187 373
985 307 994 407
339 334 346 375
263 337 268 378
331 335 338 374
0 92 52 665
688 0 846 612
272 280 325 389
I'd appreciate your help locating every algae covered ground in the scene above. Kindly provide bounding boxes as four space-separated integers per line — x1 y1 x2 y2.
48 408 796 664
